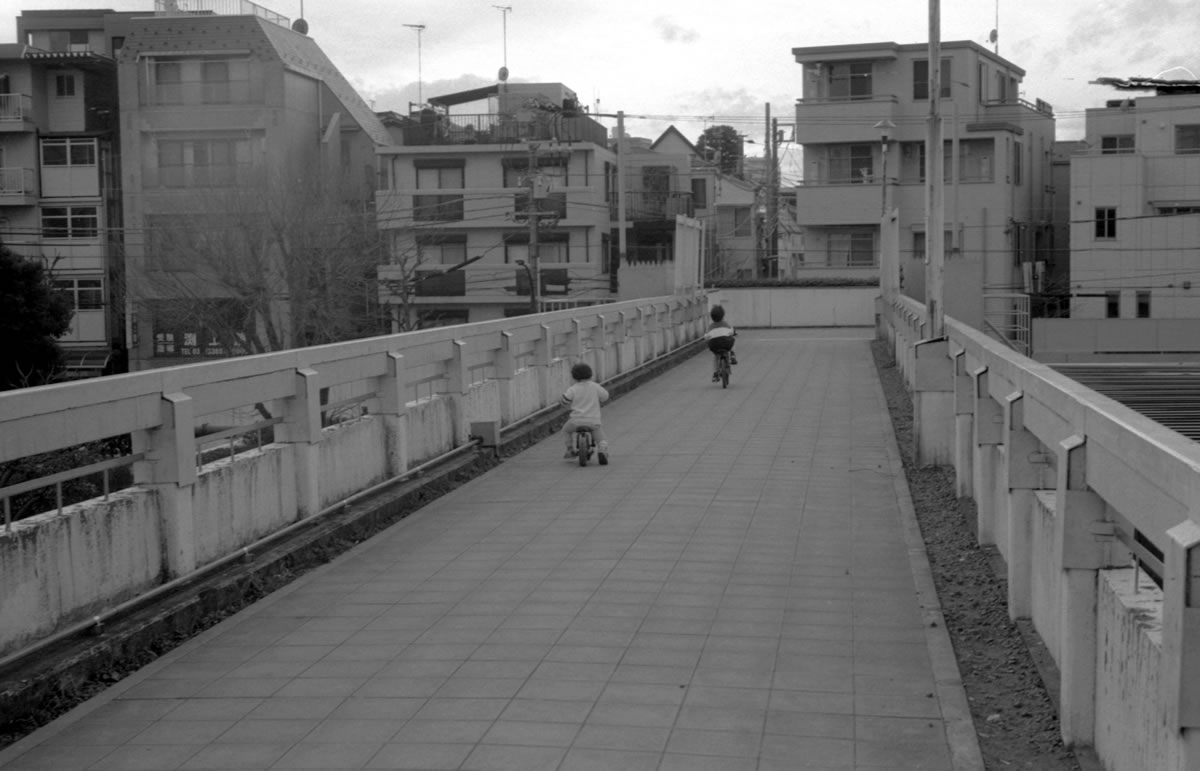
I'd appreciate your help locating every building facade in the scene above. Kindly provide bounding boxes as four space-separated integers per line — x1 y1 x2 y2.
1068 82 1200 320
115 5 390 368
791 40 1056 330
2 10 125 378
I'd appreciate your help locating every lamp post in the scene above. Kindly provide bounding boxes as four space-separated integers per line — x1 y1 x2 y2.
874 119 897 299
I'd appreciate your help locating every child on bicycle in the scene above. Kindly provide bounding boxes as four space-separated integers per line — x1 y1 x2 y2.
560 362 610 464
703 304 737 382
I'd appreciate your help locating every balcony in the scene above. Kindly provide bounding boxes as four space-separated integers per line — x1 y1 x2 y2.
794 94 898 144
154 0 289 27
398 112 608 148
0 168 37 205
791 180 883 226
614 191 695 222
0 93 35 131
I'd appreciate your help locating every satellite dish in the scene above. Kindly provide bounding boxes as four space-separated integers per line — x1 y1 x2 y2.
498 66 509 82
988 29 997 43
292 18 309 34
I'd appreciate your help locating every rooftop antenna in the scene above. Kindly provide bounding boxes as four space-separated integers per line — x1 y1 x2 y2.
404 23 426 105
493 6 512 70
988 0 999 53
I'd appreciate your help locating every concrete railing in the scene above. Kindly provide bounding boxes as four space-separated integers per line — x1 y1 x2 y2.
880 294 1200 771
0 295 706 659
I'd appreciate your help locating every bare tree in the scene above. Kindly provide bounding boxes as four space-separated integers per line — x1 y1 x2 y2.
135 168 390 359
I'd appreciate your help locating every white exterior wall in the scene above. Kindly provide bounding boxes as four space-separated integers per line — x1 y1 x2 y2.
1070 94 1200 321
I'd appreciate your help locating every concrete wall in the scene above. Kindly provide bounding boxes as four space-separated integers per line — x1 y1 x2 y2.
882 293 1200 771
1033 318 1200 362
709 286 877 328
0 295 707 658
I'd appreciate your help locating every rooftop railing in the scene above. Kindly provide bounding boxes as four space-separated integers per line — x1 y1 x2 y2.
154 0 289 27
399 112 609 148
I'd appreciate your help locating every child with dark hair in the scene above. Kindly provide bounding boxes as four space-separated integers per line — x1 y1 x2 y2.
560 362 610 464
703 304 737 381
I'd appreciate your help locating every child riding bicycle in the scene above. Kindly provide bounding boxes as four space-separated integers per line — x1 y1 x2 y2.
703 305 737 382
560 362 610 465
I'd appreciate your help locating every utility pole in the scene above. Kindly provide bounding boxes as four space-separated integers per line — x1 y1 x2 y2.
769 116 780 275
761 103 772 279
521 142 559 313
926 0 945 338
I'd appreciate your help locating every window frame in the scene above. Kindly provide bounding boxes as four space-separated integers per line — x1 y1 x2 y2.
828 143 875 184
828 228 876 267
1105 291 1121 319
53 277 104 311
54 74 76 98
1094 207 1117 239
1100 135 1135 154
41 205 99 239
827 61 873 101
912 58 952 101
1175 125 1200 155
1136 290 1151 319
41 137 98 167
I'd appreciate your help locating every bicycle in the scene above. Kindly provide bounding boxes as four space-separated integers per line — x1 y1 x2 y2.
715 350 731 388
572 426 606 466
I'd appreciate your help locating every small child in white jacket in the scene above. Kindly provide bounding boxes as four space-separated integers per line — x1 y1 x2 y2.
560 362 610 464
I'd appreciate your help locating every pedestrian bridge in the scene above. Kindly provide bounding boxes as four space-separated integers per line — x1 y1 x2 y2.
0 293 1196 771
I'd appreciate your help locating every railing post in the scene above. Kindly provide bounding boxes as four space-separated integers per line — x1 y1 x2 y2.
569 319 583 363
279 367 322 518
1163 514 1200 766
953 350 973 497
132 390 198 577
912 337 953 466
972 367 1003 547
615 311 630 375
446 340 468 444
1003 391 1050 621
379 352 410 477
594 315 608 383
495 332 515 426
1055 435 1112 749
535 323 554 409
632 310 647 367
644 306 660 361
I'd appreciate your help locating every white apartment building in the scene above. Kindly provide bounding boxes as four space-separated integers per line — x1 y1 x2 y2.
1069 81 1200 321
791 40 1056 331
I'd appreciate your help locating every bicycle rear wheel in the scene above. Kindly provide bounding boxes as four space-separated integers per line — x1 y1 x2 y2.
720 355 730 388
577 431 590 466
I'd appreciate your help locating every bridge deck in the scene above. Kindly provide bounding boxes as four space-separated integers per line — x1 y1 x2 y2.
0 329 982 771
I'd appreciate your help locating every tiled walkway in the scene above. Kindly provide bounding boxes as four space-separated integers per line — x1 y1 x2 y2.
0 329 983 771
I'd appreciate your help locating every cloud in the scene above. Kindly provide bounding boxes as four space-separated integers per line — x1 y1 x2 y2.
361 74 497 114
653 17 698 44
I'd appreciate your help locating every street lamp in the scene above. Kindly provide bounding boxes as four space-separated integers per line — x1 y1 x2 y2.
873 119 895 216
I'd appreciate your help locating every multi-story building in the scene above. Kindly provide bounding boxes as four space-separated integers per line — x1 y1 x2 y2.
2 10 125 378
1068 79 1200 321
115 3 391 369
376 84 705 327
791 40 1056 331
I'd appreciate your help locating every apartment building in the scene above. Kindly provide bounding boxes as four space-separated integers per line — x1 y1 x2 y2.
1 10 126 378
376 84 708 327
115 4 391 369
791 40 1056 330
1068 79 1200 321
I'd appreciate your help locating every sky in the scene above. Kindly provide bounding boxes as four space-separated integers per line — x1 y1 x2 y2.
3 0 1199 183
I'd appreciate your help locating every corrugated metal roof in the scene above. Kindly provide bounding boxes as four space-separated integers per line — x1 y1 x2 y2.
1051 364 1200 441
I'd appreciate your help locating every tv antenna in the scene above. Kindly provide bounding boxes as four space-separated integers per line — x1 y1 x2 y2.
404 23 426 105
493 6 512 69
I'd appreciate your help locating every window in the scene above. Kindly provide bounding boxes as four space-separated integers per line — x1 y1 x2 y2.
414 160 465 222
827 61 872 100
1176 125 1200 154
1136 291 1151 319
958 139 994 182
731 207 752 237
504 231 569 264
912 230 954 263
1105 291 1120 318
41 206 98 238
1012 141 1023 185
416 234 467 265
41 138 97 167
54 278 104 311
829 229 875 267
1156 205 1200 215
148 57 249 105
201 60 229 103
1094 207 1117 239
690 178 707 209
154 137 253 187
1100 135 1134 154
55 74 76 97
828 143 874 184
154 61 182 104
913 58 951 100
48 29 89 51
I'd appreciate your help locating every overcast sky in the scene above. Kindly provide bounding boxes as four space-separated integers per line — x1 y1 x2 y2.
4 0 1198 181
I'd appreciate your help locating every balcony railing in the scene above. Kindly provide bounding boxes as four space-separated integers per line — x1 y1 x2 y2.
0 167 36 197
0 93 33 122
154 0 289 27
400 112 608 148
983 97 1054 117
611 191 694 222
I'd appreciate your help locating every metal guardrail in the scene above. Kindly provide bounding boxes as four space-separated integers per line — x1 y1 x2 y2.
154 0 288 26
